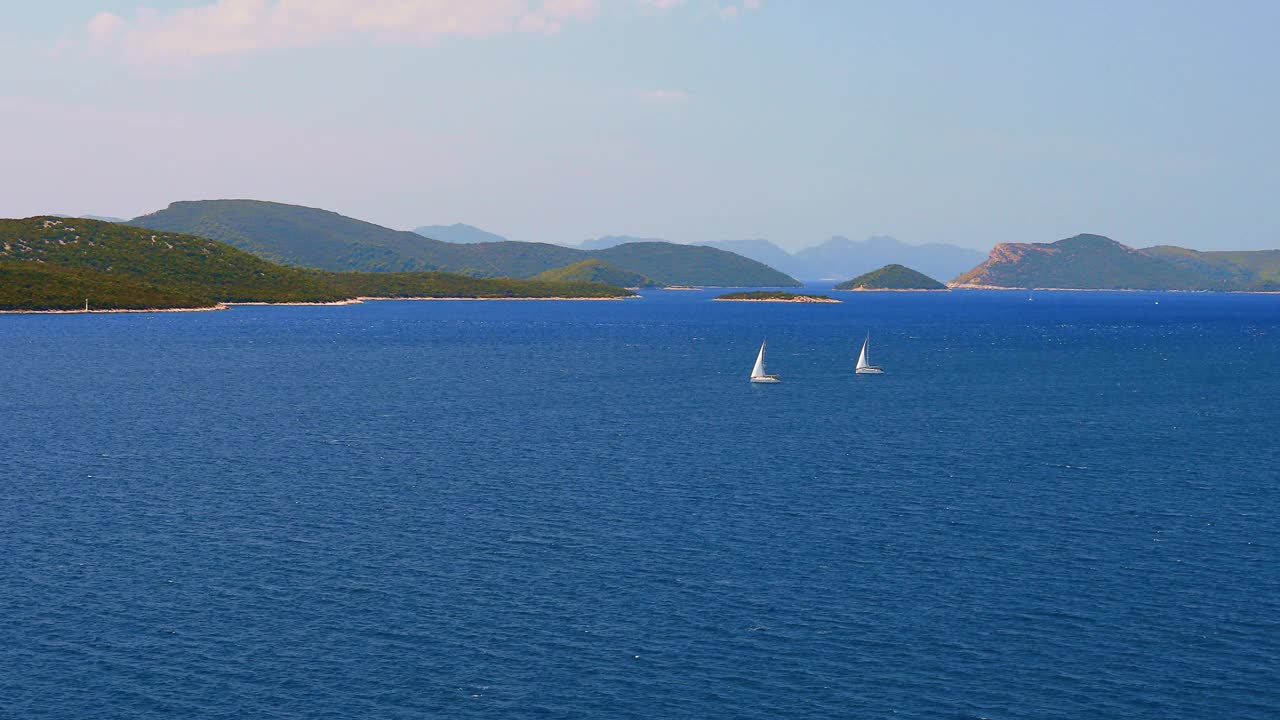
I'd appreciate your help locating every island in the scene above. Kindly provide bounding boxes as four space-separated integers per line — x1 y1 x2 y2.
714 291 840 303
130 199 802 287
835 264 947 291
950 233 1280 291
532 259 658 288
0 217 634 312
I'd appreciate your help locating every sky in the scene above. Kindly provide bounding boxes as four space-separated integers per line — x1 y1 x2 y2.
2 0 1278 251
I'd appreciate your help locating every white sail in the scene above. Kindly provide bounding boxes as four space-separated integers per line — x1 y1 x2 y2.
856 336 870 370
751 341 768 378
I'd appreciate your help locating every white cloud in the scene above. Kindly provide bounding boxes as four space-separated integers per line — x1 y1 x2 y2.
84 0 758 66
543 0 600 20
717 0 761 19
87 0 602 64
86 11 126 41
634 88 689 102
638 0 761 16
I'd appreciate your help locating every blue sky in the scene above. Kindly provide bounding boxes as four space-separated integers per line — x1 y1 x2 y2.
2 1 1277 251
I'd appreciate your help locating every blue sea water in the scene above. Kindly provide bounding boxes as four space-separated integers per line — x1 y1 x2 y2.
2 288 1278 719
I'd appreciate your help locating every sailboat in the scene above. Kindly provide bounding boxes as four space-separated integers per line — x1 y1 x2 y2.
750 340 780 383
855 334 884 374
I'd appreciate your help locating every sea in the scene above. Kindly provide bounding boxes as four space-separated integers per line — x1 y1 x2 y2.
2 287 1278 719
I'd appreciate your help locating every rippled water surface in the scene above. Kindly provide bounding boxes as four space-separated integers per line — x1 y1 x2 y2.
3 289 1278 719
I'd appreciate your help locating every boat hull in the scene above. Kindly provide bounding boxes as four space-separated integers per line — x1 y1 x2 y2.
855 367 885 374
750 376 781 383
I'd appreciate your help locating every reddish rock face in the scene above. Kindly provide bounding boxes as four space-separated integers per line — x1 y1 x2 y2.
950 233 1279 290
988 242 1060 265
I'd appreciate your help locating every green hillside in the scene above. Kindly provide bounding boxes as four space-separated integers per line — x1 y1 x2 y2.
0 217 631 311
314 271 631 299
454 241 583 277
0 217 346 305
593 242 799 287
1198 249 1280 284
0 262 211 311
1143 246 1280 291
952 234 1226 290
130 199 449 271
533 259 657 287
130 200 799 286
835 264 946 290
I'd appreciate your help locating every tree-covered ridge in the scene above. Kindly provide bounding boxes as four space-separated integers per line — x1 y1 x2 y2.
0 217 345 303
313 271 632 299
130 200 800 286
1142 246 1280 291
835 264 946 290
532 259 657 288
130 199 440 272
0 217 632 311
952 234 1280 291
0 262 213 311
593 242 800 287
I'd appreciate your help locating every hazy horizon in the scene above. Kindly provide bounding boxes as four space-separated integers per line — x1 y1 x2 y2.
4 1 1279 252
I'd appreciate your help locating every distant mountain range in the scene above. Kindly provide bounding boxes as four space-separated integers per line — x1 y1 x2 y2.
412 223 508 244
566 234 984 281
132 200 799 287
700 236 986 282
15 208 1280 305
55 214 126 223
951 234 1280 291
577 235 663 251
124 202 1280 292
404 222 984 281
694 239 796 275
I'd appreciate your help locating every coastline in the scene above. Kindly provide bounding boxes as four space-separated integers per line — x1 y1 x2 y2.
11 287 1275 315
1 294 638 314
0 304 228 315
834 287 949 292
230 295 637 304
352 295 638 302
225 299 363 307
714 297 841 304
949 285 1280 294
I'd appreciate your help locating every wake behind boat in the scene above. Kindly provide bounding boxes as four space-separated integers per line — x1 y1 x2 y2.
856 334 884 374
750 340 780 383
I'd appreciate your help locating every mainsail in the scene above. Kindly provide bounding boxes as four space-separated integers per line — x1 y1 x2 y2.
752 341 768 378
856 336 871 370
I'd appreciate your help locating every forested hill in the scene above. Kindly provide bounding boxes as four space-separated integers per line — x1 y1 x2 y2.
591 242 797 287
835 264 946 290
130 200 799 287
131 199 450 272
1 217 343 307
533 259 657 287
951 234 1280 291
0 217 631 311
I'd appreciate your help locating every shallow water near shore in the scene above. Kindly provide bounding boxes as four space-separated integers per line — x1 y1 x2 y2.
2 287 1278 718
